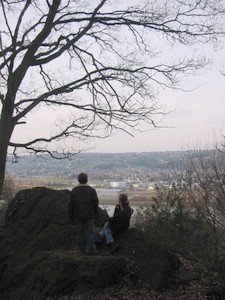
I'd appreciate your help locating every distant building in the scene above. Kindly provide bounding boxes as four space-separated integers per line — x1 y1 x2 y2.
110 181 127 188
96 188 122 197
148 185 155 190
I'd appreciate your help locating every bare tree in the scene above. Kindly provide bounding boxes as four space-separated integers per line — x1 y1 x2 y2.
0 0 225 197
175 146 225 267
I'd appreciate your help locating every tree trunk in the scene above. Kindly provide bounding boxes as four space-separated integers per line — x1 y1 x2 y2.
0 138 8 199
0 96 15 199
0 118 11 199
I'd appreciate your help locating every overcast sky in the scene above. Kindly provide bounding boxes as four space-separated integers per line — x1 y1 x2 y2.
8 1 225 154
89 49 225 153
13 46 225 154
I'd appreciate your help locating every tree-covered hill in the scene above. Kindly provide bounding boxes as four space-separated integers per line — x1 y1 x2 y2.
6 151 212 177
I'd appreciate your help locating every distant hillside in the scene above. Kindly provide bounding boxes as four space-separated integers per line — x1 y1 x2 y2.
5 150 212 178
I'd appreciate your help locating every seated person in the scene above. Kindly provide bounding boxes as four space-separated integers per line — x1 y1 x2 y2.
98 193 133 253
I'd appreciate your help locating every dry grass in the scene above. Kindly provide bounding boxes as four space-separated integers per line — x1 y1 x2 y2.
99 189 156 207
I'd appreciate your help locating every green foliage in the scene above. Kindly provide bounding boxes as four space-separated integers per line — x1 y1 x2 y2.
152 183 187 231
135 184 225 270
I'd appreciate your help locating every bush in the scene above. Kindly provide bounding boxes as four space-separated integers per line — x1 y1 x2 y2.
135 183 225 270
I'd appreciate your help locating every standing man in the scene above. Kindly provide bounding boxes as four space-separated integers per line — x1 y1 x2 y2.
69 173 99 254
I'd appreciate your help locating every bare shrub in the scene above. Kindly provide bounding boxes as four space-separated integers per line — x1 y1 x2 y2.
135 182 224 271
175 148 225 267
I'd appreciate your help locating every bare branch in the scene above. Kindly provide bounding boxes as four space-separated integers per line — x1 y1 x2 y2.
0 0 225 196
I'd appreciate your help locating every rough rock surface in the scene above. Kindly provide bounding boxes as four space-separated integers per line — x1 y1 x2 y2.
0 187 181 300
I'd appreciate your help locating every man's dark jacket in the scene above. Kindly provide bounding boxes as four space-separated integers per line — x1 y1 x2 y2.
69 184 99 222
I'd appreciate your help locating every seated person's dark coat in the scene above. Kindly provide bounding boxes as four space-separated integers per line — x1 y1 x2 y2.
109 204 133 233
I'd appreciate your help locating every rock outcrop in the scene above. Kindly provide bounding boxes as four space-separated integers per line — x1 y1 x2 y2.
0 187 180 299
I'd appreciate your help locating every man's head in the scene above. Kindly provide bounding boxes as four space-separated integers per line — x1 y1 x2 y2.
78 173 88 184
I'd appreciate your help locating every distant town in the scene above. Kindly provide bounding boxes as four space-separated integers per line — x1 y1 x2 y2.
5 151 182 186
5 150 212 205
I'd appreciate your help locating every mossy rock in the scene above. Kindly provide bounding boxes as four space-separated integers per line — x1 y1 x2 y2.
0 187 181 299
3 250 125 300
